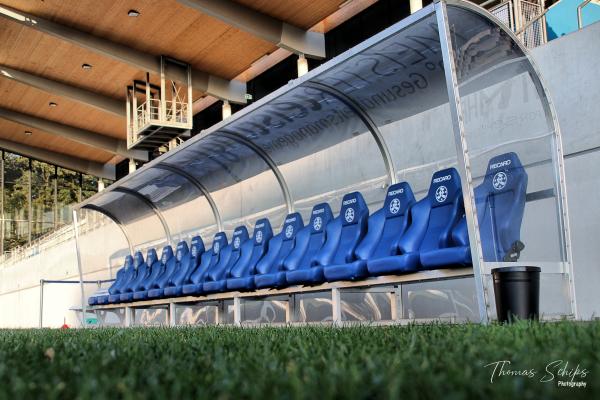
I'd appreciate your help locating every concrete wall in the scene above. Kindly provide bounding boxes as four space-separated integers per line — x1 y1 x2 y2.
1 22 599 327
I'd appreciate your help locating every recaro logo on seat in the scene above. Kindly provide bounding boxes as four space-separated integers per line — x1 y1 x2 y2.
433 175 451 184
255 230 263 243
490 159 511 170
285 216 296 223
388 188 404 196
313 216 323 231
255 223 265 229
342 198 357 206
285 225 294 238
313 208 325 215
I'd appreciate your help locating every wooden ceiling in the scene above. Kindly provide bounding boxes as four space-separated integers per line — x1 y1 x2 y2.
0 0 348 169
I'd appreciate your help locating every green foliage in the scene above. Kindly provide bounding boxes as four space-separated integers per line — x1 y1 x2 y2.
1 151 109 251
0 321 598 399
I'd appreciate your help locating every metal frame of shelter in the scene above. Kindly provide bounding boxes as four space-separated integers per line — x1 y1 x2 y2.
72 0 577 326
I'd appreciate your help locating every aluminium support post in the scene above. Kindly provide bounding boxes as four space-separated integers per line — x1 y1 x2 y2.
169 302 177 327
72 209 88 327
124 307 133 327
233 297 241 326
38 279 44 328
331 288 342 326
435 0 489 324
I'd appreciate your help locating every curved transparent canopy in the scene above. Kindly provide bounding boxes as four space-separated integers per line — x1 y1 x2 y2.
214 85 391 221
167 134 288 235
120 167 218 244
313 11 457 198
75 0 574 320
84 190 167 250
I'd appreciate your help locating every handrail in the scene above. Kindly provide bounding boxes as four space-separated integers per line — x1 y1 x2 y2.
514 0 564 36
578 0 593 29
480 0 503 8
514 7 549 35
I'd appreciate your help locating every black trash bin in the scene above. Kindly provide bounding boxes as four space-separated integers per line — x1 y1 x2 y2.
491 266 540 323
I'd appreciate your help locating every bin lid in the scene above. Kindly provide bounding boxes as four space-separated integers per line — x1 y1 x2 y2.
491 266 541 273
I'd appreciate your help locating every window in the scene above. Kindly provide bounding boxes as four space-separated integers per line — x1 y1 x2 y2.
0 151 104 253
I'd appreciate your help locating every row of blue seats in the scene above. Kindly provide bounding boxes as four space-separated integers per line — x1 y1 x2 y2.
89 152 527 306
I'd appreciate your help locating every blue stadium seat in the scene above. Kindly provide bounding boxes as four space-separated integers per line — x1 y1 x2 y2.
107 253 140 303
133 246 173 300
92 255 133 305
474 152 528 262
120 249 156 302
181 233 228 295
314 192 370 282
202 227 248 293
283 203 332 286
420 214 470 269
227 219 273 291
164 236 205 297
324 183 415 282
253 213 304 289
147 242 185 298
368 168 464 275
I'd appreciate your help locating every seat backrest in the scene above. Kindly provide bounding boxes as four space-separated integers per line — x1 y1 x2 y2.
172 235 204 286
121 251 145 293
145 245 174 290
165 241 191 287
117 251 144 294
397 168 464 254
355 182 416 261
228 219 273 279
475 152 528 261
314 191 369 266
186 232 227 284
283 203 333 271
108 255 133 295
133 248 159 292
255 213 304 275
205 227 248 282
153 245 178 289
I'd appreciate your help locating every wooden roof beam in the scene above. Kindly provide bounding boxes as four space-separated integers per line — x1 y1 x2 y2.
0 137 115 179
0 4 247 103
0 65 124 118
0 107 148 161
176 0 326 58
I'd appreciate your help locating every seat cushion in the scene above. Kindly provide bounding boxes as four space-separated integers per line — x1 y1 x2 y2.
133 290 148 301
254 271 287 289
97 295 109 305
323 260 368 282
163 286 183 297
88 297 98 306
367 253 420 276
203 280 228 293
147 288 164 298
285 266 324 285
227 276 255 291
420 246 471 270
120 292 134 302
182 283 202 295
108 294 122 304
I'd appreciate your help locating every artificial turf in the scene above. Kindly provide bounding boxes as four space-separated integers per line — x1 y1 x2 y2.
0 321 597 399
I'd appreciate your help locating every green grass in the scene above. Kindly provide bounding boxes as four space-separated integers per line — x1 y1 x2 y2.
0 321 598 399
